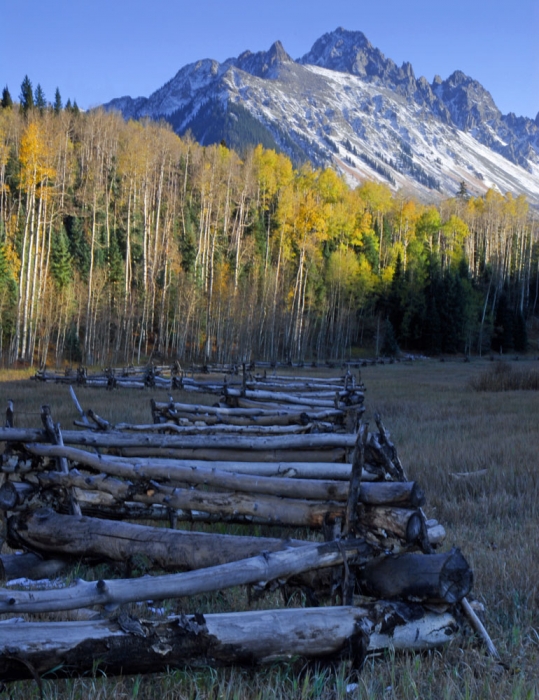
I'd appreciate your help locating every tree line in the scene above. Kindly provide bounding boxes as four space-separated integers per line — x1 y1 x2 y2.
0 82 538 367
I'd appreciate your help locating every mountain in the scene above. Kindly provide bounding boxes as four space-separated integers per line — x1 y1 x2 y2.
102 27 539 205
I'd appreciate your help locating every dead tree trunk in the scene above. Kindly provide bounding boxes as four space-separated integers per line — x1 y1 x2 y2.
0 603 459 682
0 538 374 614
360 548 473 603
8 509 309 571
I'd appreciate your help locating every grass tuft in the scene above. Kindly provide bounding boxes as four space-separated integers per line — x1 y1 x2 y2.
468 360 539 392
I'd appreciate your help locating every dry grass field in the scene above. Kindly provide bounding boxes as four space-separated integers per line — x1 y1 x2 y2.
1 357 538 699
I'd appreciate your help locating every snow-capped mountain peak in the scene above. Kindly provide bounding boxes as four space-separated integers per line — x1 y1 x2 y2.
101 28 539 206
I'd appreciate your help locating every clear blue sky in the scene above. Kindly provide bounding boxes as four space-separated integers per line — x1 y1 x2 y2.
2 0 538 119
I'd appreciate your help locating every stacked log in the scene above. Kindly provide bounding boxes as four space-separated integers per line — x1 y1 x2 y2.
0 384 482 685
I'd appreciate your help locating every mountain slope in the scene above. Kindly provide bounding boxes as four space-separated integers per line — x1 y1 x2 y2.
103 27 539 205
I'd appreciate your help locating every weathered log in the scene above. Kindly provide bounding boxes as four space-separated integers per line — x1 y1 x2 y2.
33 469 421 531
25 444 424 505
89 422 319 436
61 455 378 481
361 506 424 544
253 374 349 385
223 387 364 408
116 447 349 462
21 449 349 479
226 396 365 413
98 482 346 528
0 604 460 682
0 427 359 451
7 509 309 571
0 538 373 614
152 406 345 428
0 553 68 582
0 481 36 510
360 548 473 603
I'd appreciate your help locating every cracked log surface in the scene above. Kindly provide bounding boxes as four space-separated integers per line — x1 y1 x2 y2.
0 604 459 682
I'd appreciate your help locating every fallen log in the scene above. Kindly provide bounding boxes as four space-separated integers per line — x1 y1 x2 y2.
0 603 460 682
115 447 349 462
151 403 346 428
7 509 310 571
64 481 346 528
0 428 358 451
0 538 373 614
13 448 357 480
24 444 424 504
33 471 422 531
360 548 473 603
81 421 322 436
223 387 364 408
56 454 380 481
361 506 425 544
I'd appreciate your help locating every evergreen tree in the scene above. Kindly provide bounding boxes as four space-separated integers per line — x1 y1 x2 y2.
0 242 17 348
107 230 124 305
387 253 406 341
19 75 34 113
65 98 72 112
34 83 46 113
513 311 527 353
50 228 72 289
422 254 443 354
456 180 470 200
53 87 62 114
381 319 399 357
439 271 467 353
1 86 13 109
64 216 90 278
492 292 514 354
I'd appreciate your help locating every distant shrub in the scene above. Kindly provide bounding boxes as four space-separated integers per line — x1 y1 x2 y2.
469 361 539 391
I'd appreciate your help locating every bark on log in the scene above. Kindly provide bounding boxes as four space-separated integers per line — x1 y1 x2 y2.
0 538 374 614
360 548 473 603
0 604 459 682
8 509 309 571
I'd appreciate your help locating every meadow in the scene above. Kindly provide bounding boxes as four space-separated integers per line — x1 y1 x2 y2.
1 357 538 699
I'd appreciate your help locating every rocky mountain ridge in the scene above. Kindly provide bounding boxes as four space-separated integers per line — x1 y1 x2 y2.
103 27 539 204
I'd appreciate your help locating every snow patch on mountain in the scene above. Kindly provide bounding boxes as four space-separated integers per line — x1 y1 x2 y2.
101 28 539 206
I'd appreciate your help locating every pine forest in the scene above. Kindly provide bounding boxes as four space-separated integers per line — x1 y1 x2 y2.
0 97 538 368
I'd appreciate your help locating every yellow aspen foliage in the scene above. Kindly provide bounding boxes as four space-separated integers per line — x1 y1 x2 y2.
19 120 56 195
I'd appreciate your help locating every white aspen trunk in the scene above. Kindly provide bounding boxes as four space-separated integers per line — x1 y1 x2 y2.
85 197 97 363
123 184 133 326
27 183 46 365
20 182 37 360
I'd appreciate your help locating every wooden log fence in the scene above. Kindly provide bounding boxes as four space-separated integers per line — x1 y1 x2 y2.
0 378 491 688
